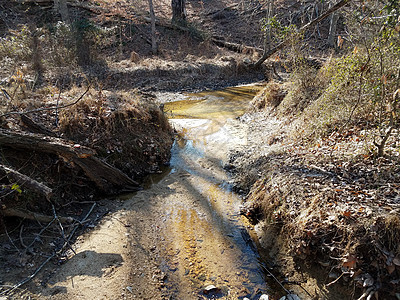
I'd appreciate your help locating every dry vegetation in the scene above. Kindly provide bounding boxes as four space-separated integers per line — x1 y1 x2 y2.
234 2 400 298
0 0 181 237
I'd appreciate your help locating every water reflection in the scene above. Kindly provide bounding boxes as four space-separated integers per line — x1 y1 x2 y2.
162 84 271 298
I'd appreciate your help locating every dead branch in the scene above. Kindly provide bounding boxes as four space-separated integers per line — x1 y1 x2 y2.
253 0 352 67
19 225 28 249
326 271 350 286
211 38 263 54
1 208 74 223
20 114 57 137
0 128 95 158
205 4 238 17
0 164 52 199
1 203 95 296
0 85 90 118
1 253 56 296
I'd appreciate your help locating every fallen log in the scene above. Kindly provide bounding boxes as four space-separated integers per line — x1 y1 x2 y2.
211 37 263 54
0 129 140 193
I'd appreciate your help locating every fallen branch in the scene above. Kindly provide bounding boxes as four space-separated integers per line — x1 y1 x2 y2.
211 38 263 54
253 0 352 67
2 253 56 295
326 271 351 287
0 164 52 199
1 203 96 296
1 208 74 223
0 85 90 118
205 4 238 17
20 114 57 137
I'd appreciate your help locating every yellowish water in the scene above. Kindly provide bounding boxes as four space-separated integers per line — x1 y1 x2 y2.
164 85 263 120
159 84 271 299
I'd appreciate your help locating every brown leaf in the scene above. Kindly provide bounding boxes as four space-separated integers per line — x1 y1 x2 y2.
343 255 357 269
387 264 395 274
343 210 352 218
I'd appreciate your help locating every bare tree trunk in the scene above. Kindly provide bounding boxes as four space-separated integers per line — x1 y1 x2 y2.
327 11 339 48
171 0 186 25
148 0 157 54
264 0 274 53
54 0 70 24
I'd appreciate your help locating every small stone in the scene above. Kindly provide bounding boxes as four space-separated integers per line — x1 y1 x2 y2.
203 284 220 295
259 295 269 300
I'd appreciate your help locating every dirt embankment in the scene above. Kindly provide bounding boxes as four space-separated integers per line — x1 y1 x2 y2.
228 85 400 299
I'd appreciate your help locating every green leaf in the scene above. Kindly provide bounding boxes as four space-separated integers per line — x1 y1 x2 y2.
11 183 22 194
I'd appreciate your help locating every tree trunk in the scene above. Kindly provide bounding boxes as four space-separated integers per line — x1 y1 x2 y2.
264 0 273 53
54 0 70 24
148 0 158 54
327 12 339 48
171 0 186 25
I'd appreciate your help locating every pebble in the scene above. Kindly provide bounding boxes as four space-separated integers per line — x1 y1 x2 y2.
203 284 220 295
259 295 269 300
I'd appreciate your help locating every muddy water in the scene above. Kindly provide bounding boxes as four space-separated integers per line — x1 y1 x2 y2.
159 84 271 299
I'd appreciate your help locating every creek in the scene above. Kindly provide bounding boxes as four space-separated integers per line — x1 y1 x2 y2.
153 84 275 299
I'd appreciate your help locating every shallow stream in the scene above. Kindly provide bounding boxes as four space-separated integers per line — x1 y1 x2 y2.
156 84 274 299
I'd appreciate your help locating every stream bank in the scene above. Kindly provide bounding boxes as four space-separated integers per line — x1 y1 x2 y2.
228 88 400 299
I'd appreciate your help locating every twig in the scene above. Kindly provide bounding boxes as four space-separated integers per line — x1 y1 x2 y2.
55 82 62 127
2 208 74 223
26 218 56 250
0 85 90 118
284 281 313 298
260 263 291 294
58 203 96 254
4 225 21 254
19 225 28 249
2 253 56 295
1 203 96 296
326 271 350 287
52 204 65 241
52 204 75 255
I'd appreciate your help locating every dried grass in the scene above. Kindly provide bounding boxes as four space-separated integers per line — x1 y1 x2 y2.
250 81 286 111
